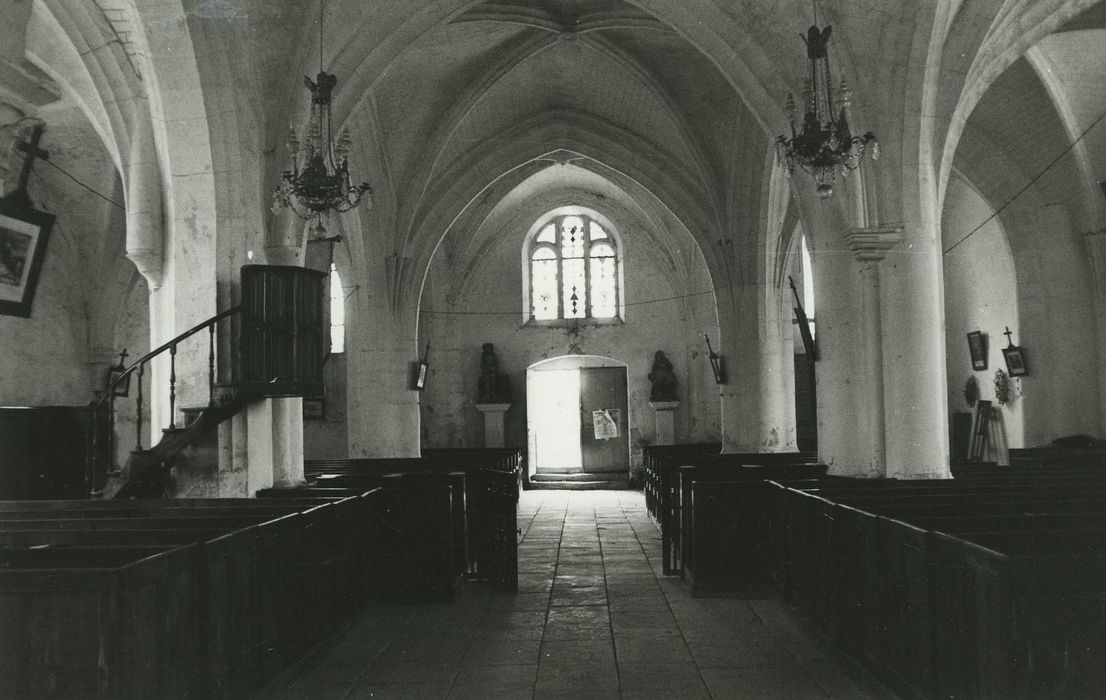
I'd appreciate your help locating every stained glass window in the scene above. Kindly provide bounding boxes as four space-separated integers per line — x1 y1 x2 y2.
589 243 616 318
531 247 558 320
526 214 621 322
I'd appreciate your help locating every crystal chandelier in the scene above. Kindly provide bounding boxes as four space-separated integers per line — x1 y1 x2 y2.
775 7 878 199
272 0 371 237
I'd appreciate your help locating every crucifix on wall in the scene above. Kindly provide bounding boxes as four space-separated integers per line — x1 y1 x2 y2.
1001 325 1028 377
0 122 55 318
7 123 49 208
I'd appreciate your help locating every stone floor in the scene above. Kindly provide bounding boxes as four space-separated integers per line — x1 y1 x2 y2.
257 490 897 699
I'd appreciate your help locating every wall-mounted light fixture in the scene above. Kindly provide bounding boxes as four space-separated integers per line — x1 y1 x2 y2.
704 334 725 385
413 341 430 391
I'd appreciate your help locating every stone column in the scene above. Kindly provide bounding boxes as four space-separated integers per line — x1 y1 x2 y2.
245 399 275 494
244 397 305 491
271 397 305 487
810 205 866 475
878 213 952 480
476 403 511 448
649 400 679 445
840 226 902 477
717 282 797 453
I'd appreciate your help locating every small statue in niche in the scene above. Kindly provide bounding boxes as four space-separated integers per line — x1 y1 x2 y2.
478 342 511 402
648 350 678 401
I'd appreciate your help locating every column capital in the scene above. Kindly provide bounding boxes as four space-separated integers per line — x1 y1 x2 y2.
127 247 164 289
845 225 903 262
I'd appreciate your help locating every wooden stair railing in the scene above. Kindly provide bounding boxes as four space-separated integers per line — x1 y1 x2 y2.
88 306 241 498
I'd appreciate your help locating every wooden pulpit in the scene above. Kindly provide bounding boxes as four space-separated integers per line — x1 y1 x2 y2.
238 265 327 398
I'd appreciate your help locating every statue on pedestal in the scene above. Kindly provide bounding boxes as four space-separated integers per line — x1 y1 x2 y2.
648 350 678 401
478 343 511 402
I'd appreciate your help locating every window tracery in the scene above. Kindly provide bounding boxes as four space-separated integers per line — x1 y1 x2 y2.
526 214 621 322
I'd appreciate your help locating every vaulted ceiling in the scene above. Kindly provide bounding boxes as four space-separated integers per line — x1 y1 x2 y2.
5 0 1106 272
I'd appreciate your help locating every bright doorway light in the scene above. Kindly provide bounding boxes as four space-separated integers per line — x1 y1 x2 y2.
528 368 582 470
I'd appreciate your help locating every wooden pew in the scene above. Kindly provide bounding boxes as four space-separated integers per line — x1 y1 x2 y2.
767 476 1106 699
0 543 205 699
262 478 461 603
295 450 522 586
641 443 721 521
382 471 467 583
676 465 827 595
644 452 820 575
0 494 376 699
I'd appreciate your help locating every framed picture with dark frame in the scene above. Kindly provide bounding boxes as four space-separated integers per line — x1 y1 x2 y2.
966 330 987 370
107 366 130 397
1002 346 1028 377
0 205 54 318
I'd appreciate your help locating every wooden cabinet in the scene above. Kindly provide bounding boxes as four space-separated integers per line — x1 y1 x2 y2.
239 265 326 398
0 406 93 499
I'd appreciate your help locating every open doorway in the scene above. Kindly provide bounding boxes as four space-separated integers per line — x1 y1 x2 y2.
527 356 630 488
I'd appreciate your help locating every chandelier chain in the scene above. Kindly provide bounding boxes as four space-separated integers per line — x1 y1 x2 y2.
775 5 878 199
271 0 372 236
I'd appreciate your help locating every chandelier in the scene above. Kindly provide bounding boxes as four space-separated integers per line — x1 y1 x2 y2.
775 9 878 199
272 0 371 237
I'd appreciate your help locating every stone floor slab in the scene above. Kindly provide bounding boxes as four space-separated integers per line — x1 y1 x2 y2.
256 489 896 700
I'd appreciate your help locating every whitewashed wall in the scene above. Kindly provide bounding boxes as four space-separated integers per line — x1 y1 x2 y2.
414 209 721 464
942 175 1024 463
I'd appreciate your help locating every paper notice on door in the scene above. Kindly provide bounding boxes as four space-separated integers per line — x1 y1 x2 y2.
592 409 620 440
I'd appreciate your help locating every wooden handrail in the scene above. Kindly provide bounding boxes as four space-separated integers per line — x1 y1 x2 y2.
94 305 241 411
88 305 241 496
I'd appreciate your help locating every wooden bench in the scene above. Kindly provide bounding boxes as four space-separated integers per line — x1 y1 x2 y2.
676 462 826 589
0 494 377 699
0 542 204 699
642 452 820 575
766 476 1106 699
294 453 522 587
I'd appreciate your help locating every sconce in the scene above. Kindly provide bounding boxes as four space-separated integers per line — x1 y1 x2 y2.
107 349 130 397
412 342 430 391
704 334 725 385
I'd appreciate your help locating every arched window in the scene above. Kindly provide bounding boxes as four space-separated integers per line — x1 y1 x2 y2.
329 262 345 353
800 233 815 338
527 214 621 322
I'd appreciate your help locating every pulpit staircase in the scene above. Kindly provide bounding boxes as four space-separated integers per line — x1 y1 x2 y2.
88 264 327 499
91 307 245 499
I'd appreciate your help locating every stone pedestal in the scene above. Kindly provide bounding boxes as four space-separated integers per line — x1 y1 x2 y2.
476 403 511 448
246 397 306 492
649 401 679 445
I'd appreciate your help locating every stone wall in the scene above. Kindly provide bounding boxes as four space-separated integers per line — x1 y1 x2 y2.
413 210 722 463
942 176 1024 464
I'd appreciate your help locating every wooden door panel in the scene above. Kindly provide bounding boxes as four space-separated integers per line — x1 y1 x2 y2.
579 367 629 473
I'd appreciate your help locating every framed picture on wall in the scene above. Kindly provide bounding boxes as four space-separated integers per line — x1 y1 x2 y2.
0 206 54 318
966 330 987 370
1002 346 1028 377
107 366 130 397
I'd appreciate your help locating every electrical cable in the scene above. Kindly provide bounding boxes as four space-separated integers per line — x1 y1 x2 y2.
942 108 1106 256
40 157 125 210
